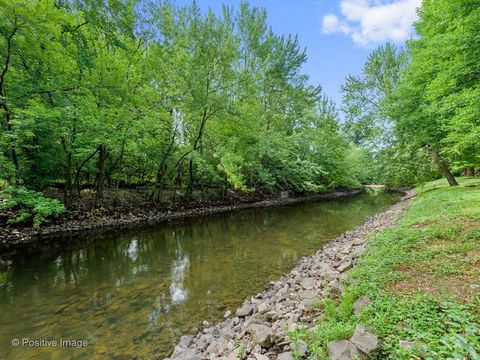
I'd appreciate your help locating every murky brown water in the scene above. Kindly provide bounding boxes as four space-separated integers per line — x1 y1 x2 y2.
0 192 398 359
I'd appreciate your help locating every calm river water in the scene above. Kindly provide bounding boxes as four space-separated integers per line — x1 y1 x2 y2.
0 192 398 359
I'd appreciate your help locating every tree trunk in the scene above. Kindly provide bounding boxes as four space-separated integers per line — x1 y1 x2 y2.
75 146 101 197
0 24 19 183
442 164 458 186
466 167 475 177
151 162 166 202
432 150 458 186
151 124 176 203
187 158 194 198
61 138 73 207
94 144 106 208
113 140 125 207
4 110 19 182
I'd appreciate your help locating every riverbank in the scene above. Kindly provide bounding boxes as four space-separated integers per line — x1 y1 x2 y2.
299 178 480 359
169 178 480 360
167 189 414 360
0 188 363 255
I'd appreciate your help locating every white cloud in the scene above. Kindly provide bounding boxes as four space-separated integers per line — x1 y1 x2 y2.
322 0 422 47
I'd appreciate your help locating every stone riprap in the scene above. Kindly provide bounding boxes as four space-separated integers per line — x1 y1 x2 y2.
167 191 414 360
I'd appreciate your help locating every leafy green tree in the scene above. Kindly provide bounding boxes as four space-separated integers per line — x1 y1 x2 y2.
386 0 480 186
0 0 372 222
342 43 408 150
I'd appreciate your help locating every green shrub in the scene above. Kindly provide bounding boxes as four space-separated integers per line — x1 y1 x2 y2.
0 186 65 228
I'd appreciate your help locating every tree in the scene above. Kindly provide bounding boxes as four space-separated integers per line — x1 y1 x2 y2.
341 43 408 150
386 1 480 186
1 0 370 221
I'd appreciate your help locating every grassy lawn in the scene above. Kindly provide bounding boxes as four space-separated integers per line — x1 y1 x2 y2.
293 178 480 359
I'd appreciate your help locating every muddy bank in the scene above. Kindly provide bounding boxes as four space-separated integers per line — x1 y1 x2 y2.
0 189 364 254
168 190 414 360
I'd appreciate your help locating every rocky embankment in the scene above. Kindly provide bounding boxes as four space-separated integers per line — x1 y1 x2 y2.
0 189 363 254
168 190 415 360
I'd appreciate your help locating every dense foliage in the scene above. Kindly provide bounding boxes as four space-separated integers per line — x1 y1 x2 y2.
1 0 478 225
342 0 480 187
0 0 363 218
0 185 65 228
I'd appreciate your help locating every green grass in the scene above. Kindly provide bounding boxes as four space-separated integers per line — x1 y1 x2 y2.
293 178 480 359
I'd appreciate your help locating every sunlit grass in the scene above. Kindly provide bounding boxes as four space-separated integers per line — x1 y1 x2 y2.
294 177 480 359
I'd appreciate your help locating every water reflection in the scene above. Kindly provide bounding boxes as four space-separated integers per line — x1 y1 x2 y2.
0 192 398 359
170 256 189 304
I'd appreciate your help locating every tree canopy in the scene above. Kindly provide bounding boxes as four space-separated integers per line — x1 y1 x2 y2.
0 0 366 223
342 0 479 187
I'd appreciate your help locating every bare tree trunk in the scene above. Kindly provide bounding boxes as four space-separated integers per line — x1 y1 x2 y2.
75 146 100 197
0 24 20 183
94 144 106 208
187 158 194 198
466 167 475 177
152 122 176 202
432 150 458 186
185 109 210 198
4 110 19 182
61 138 73 207
113 140 125 207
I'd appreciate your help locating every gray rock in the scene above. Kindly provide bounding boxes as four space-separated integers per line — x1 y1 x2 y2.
237 302 254 317
327 340 362 360
350 325 380 354
197 333 215 350
298 289 316 300
300 277 315 289
277 352 294 360
323 268 340 281
178 335 193 348
301 296 321 311
257 302 269 314
253 353 269 360
171 348 200 360
327 279 343 296
247 324 273 347
353 296 371 316
206 336 230 355
337 260 353 273
225 352 238 360
350 245 365 258
224 310 232 319
291 340 308 356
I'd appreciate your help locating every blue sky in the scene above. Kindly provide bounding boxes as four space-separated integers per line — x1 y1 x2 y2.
174 0 421 108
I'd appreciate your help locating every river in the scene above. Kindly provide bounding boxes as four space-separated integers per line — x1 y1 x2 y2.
0 192 398 359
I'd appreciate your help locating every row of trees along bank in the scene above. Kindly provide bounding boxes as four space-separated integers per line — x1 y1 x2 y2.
0 0 368 221
2 0 479 228
341 0 480 188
